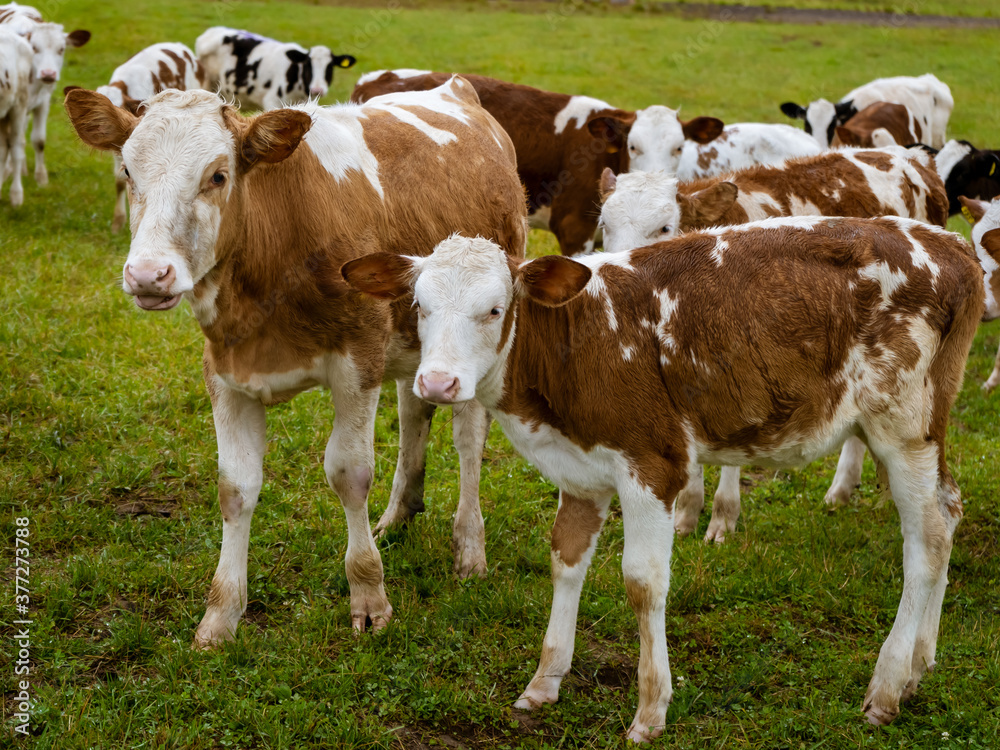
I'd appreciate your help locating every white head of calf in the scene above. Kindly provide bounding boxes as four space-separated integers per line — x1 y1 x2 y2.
623 105 723 173
24 23 89 85
959 196 1000 321
341 235 591 406
598 167 738 253
64 88 311 311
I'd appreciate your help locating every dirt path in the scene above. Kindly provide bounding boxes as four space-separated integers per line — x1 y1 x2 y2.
653 2 1000 29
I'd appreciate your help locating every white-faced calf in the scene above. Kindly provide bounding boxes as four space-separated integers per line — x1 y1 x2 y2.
344 218 982 742
352 69 724 255
64 77 526 647
196 26 355 110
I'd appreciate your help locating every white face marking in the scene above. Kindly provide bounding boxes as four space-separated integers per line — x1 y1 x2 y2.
934 139 971 183
553 95 613 135
599 170 681 254
626 106 686 174
971 199 1000 319
308 45 333 95
804 98 836 147
355 68 431 87
24 22 68 85
120 90 237 300
411 236 513 406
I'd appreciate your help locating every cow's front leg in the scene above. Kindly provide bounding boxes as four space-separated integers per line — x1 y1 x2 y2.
451 399 490 577
621 472 681 743
327 383 391 632
516 491 611 709
194 380 266 648
30 100 49 186
375 379 436 534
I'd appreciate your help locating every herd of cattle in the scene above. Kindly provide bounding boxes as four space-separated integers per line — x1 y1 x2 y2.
5 1 1000 743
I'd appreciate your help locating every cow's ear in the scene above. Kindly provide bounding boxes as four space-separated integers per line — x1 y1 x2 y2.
780 101 806 120
67 30 90 47
64 87 138 152
341 253 417 300
959 195 990 225
516 256 591 307
286 48 309 64
599 167 617 201
833 125 860 147
334 55 356 69
586 110 636 154
834 99 857 122
982 228 1000 261
977 152 1000 179
239 108 312 167
682 116 724 144
677 182 738 228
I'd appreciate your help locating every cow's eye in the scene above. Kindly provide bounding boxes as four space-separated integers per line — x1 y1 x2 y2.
489 307 502 318
675 146 683 153
660 226 671 235
211 172 226 186
123 166 130 178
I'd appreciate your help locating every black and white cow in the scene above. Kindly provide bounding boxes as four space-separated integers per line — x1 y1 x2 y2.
195 26 355 110
780 74 953 149
932 140 1000 215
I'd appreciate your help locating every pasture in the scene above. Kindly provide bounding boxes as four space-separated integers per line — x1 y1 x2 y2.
2 0 999 747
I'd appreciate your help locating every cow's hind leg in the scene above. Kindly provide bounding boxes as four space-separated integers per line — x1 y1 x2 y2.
516 490 612 710
673 462 704 536
824 435 867 508
984 341 1000 392
30 100 49 186
450 399 489 577
862 441 953 725
195 377 266 648
704 465 741 543
375 379 436 534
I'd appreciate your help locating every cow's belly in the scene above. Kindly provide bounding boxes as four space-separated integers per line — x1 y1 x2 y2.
693 418 857 470
494 411 620 499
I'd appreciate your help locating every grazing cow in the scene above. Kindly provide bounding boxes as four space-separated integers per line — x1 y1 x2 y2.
676 122 822 181
0 27 31 205
63 77 526 646
352 69 724 255
91 42 205 232
342 219 982 742
598 145 948 541
195 26 355 110
781 74 952 149
0 3 89 185
958 196 1000 391
931 140 1000 215
832 101 922 148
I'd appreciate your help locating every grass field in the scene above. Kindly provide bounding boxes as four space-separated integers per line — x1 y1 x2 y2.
2 1 999 748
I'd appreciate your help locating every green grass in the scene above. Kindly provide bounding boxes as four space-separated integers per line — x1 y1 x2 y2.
2 1 999 747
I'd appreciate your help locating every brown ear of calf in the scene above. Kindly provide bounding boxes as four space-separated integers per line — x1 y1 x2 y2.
833 125 863 147
981 228 1000 260
678 182 739 228
958 195 990 225
599 167 617 201
682 116 725 144
341 253 415 300
517 255 592 307
239 109 313 167
586 110 637 154
67 30 91 47
64 87 138 152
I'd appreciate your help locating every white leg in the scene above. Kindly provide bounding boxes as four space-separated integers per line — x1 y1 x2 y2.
983 342 1000 392
30 100 49 186
673 462 704 536
450 399 489 577
704 465 741 543
621 475 677 742
194 378 266 648
0 134 9 204
112 152 128 233
374 380 435 534
6 112 26 207
824 435 866 507
862 443 952 725
516 491 612 709
327 380 392 632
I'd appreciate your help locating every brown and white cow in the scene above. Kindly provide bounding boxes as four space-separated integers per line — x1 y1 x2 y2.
676 122 822 181
832 101 922 148
90 42 205 232
958 195 1000 391
352 69 723 255
0 27 31 205
598 146 949 541
344 218 982 742
63 78 526 646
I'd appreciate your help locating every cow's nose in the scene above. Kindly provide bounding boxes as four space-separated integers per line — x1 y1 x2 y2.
309 86 325 97
124 262 176 296
417 372 460 403
39 69 58 83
